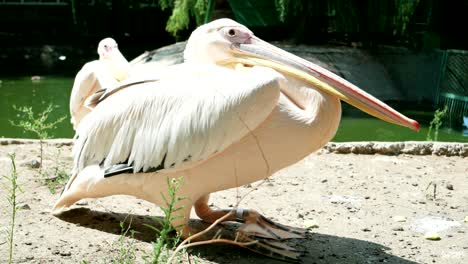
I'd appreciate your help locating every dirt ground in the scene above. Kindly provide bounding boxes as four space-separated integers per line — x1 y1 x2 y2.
0 141 466 264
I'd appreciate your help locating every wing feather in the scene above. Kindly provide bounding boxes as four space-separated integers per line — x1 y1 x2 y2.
73 64 283 174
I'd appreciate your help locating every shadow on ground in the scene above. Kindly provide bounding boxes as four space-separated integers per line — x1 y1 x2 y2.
56 208 417 264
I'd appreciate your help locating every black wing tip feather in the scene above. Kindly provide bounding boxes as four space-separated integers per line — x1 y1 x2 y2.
103 153 168 178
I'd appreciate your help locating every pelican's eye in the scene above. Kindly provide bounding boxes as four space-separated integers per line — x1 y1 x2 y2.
222 27 252 44
228 29 236 37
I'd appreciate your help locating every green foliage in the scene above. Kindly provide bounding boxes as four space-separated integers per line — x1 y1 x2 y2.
144 177 186 263
392 0 420 36
426 105 448 141
159 0 209 37
275 0 303 22
275 0 421 37
10 104 65 139
111 220 137 264
42 150 70 194
10 103 66 168
44 169 69 194
2 154 19 264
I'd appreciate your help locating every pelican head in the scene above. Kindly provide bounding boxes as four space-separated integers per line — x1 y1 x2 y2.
184 18 419 131
97 37 119 59
184 18 253 64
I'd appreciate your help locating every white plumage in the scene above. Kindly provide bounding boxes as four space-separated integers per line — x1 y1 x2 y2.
69 38 130 129
74 63 283 174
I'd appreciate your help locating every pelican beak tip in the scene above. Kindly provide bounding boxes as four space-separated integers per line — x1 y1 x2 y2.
411 120 420 132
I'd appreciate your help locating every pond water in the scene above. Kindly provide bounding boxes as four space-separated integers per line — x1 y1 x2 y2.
0 76 467 142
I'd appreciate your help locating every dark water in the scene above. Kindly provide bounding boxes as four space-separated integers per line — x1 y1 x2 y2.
0 76 467 142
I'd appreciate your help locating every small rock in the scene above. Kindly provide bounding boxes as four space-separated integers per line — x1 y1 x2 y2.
464 216 468 223
16 203 31 210
446 183 454 190
424 232 441 241
26 256 34 260
411 183 418 187
76 201 88 206
60 251 72 257
361 228 371 232
30 160 41 169
393 215 407 222
321 179 328 183
304 219 319 229
392 226 404 231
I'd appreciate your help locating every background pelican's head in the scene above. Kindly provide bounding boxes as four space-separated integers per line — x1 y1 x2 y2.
97 37 119 60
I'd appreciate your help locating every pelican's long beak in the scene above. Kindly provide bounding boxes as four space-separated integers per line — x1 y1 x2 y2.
227 37 419 131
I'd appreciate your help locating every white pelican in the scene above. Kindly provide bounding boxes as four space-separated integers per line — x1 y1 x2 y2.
69 37 130 129
54 19 419 261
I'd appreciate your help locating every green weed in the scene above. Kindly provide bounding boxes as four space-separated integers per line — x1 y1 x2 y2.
144 177 187 263
2 154 20 264
42 150 70 194
10 104 66 169
110 220 138 264
426 105 448 141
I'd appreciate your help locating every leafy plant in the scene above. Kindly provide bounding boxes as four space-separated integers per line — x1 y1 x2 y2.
159 0 210 37
10 104 66 169
144 177 187 263
2 154 20 264
426 105 448 141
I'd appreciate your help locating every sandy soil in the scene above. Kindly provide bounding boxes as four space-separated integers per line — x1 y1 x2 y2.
0 141 466 264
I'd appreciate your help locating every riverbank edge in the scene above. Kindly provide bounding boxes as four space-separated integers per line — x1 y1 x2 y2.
1 138 466 157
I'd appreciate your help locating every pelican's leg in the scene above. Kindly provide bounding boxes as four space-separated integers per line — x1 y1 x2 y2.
193 195 307 262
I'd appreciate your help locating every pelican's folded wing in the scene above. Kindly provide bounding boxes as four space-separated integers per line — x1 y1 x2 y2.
73 64 283 174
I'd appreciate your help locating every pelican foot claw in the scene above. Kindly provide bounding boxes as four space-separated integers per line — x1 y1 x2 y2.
232 210 309 262
236 231 306 263
259 214 310 238
238 209 309 240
